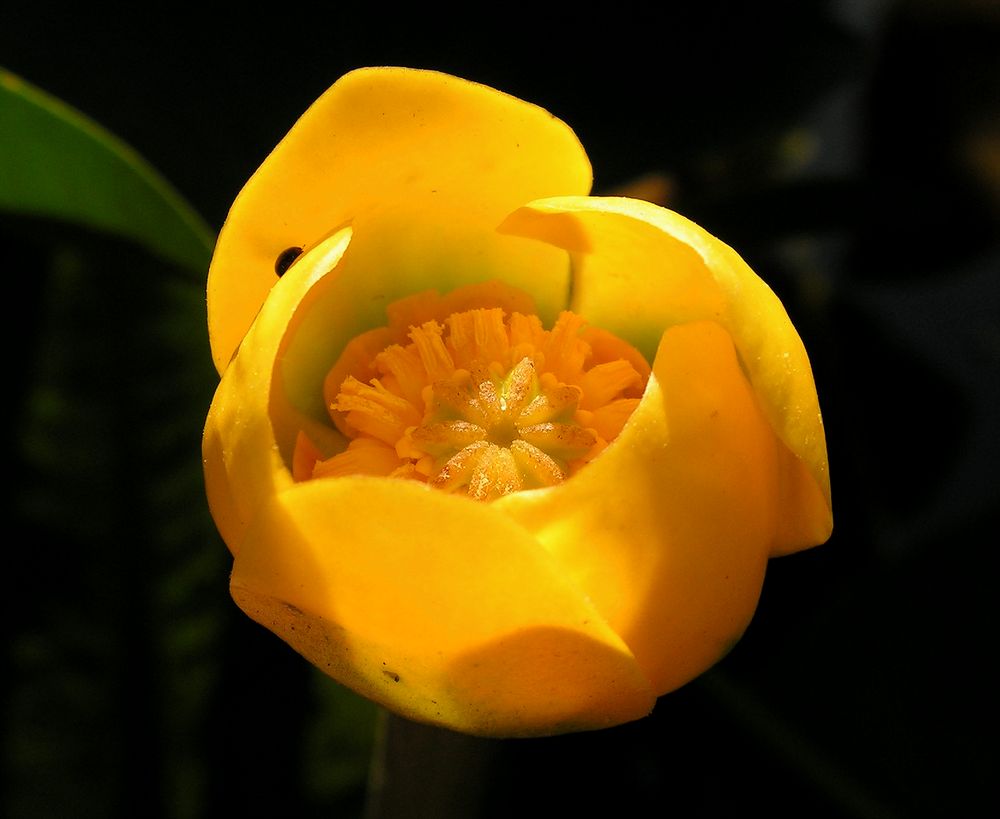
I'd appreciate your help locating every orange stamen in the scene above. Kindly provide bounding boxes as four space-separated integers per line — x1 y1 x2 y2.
297 282 650 500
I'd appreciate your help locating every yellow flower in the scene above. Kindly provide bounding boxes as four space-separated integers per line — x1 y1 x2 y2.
203 67 832 737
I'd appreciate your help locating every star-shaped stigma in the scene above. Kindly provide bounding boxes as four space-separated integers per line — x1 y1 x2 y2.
296 286 649 501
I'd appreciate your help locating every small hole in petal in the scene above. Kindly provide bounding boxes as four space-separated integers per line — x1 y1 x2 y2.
274 246 303 276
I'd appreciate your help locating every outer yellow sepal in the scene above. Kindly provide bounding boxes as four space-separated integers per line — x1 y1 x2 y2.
231 478 656 737
203 228 353 554
207 67 592 374
500 196 832 552
496 321 776 694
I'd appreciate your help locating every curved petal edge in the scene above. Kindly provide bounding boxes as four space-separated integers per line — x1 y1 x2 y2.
499 195 832 552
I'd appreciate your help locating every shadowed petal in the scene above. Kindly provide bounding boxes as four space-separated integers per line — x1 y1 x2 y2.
230 478 656 736
497 322 787 694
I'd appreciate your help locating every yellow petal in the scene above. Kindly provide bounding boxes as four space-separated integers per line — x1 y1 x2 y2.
275 214 561 442
208 67 592 374
203 228 353 555
229 478 656 737
500 195 831 551
496 322 793 695
207 207 578 554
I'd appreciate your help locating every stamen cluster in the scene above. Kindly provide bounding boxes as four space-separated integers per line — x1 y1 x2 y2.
296 296 649 500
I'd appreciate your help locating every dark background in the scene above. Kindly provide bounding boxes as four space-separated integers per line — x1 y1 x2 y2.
2 1 998 816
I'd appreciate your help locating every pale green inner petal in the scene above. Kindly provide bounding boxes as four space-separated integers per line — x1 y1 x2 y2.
276 202 571 461
499 195 831 517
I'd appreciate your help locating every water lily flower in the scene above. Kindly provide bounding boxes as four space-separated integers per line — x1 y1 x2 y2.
203 67 832 737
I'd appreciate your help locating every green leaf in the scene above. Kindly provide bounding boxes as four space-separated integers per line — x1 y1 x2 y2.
0 68 215 274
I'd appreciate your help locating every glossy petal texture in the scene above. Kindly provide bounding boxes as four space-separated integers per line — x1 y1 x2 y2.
203 228 353 553
231 478 655 737
500 196 832 552
496 322 776 694
207 67 591 373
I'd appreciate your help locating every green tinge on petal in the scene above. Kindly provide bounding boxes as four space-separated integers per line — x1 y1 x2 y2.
500 195 831 551
278 202 573 437
230 477 657 736
208 67 592 374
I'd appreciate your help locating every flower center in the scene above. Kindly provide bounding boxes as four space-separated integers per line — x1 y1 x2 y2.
293 283 650 501
403 354 599 500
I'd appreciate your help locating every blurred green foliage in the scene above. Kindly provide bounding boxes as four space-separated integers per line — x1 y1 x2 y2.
0 70 215 276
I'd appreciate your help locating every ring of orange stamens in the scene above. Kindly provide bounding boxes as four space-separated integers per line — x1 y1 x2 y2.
296 285 651 501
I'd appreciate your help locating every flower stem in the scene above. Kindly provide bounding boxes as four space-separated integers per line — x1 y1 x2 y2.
364 710 498 819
